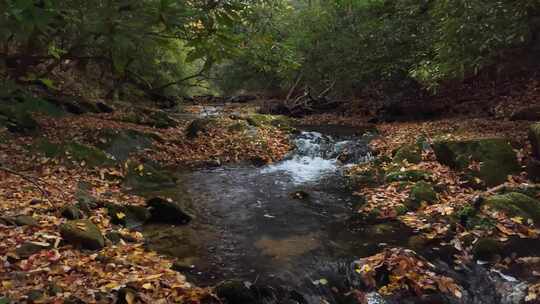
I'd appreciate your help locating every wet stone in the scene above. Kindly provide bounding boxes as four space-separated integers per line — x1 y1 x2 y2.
60 219 105 250
15 241 50 258
14 215 38 227
61 205 84 220
146 197 192 225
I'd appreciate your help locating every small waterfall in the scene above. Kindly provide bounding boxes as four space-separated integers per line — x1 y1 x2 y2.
261 131 373 184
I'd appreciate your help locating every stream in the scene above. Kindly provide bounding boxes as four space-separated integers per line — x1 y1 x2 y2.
142 125 414 303
141 109 531 304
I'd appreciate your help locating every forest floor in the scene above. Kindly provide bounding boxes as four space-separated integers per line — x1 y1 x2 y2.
2 77 540 303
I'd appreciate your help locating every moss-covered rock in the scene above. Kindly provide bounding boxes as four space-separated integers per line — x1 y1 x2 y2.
96 129 155 162
407 182 437 210
185 118 220 139
393 144 422 164
123 162 177 190
0 104 39 133
385 170 431 183
529 123 540 159
16 241 50 258
432 138 519 186
486 192 540 224
34 140 114 167
61 205 84 220
64 142 113 167
14 215 38 227
246 114 294 131
472 238 503 261
60 219 105 250
106 203 151 228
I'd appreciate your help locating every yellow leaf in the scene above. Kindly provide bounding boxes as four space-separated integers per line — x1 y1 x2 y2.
125 291 135 304
142 283 153 290
2 281 12 288
116 212 126 219
137 164 144 172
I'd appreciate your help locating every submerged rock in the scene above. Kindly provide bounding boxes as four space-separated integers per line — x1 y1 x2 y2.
146 197 192 224
432 138 519 186
485 192 540 224
60 219 105 250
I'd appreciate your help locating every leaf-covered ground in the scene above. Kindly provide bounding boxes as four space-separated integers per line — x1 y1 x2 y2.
0 104 290 303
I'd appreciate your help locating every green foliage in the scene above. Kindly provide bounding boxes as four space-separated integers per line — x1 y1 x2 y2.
214 0 540 96
0 0 253 97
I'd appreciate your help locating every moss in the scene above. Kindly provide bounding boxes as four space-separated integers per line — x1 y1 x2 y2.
96 129 155 161
404 182 437 211
393 144 422 164
246 114 294 131
64 142 113 167
432 138 519 186
529 123 540 158
472 238 503 261
228 121 250 132
486 192 540 224
394 204 409 215
385 170 431 183
453 205 495 230
123 161 177 190
60 219 105 250
185 118 220 138
34 140 114 167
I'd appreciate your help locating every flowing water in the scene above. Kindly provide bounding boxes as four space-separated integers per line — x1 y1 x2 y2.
142 126 414 302
142 115 529 304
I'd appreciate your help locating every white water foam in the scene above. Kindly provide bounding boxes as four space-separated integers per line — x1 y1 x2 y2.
261 131 371 184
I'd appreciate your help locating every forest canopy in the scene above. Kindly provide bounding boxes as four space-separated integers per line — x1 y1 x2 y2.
1 0 539 99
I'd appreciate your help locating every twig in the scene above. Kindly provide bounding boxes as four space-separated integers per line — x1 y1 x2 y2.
0 166 48 200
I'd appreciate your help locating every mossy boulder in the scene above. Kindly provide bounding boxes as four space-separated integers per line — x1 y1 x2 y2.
14 215 39 226
123 162 177 190
61 205 84 220
96 129 155 162
16 241 50 258
393 144 422 164
486 192 540 224
407 181 437 210
185 118 220 139
246 114 293 131
432 138 519 186
106 204 151 228
385 170 431 183
34 140 114 167
60 219 105 250
472 238 503 261
0 105 39 133
529 123 540 159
